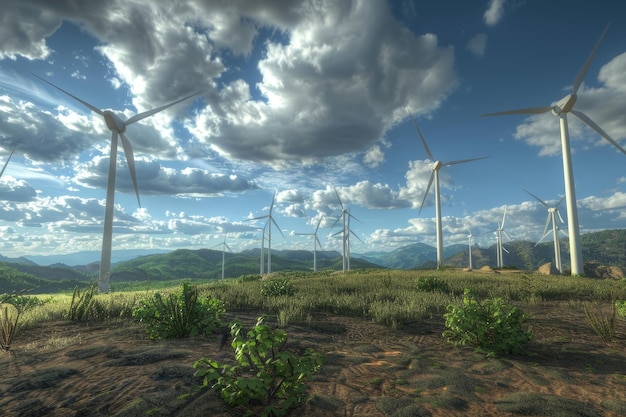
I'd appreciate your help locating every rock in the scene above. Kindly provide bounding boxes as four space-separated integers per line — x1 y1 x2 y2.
584 261 624 279
537 262 558 275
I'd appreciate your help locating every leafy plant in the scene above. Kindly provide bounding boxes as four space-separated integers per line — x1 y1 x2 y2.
261 278 295 297
194 317 325 416
132 282 225 340
67 284 103 321
615 299 626 318
443 289 532 356
0 292 45 351
416 276 450 293
584 300 616 343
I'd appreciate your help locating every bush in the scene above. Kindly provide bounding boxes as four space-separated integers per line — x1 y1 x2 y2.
442 289 532 356
261 278 295 297
616 300 626 318
67 285 104 321
416 276 450 293
133 282 225 340
0 292 46 351
194 317 325 417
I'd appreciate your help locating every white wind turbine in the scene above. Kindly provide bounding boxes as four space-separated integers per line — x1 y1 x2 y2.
249 191 284 274
495 207 511 269
296 217 323 272
34 75 200 293
413 121 488 269
465 224 474 270
483 24 626 276
212 236 232 280
524 189 567 274
331 187 361 272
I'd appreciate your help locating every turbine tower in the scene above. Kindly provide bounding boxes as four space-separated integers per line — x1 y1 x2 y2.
34 75 200 293
332 187 360 272
465 224 473 271
249 191 284 274
412 121 488 269
212 236 232 280
524 189 567 274
495 207 511 269
483 24 626 276
296 217 323 272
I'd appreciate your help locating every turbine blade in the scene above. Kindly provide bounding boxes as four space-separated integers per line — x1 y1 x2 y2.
315 235 322 248
33 73 104 116
119 132 141 207
125 91 202 125
224 243 232 252
501 206 507 229
556 196 565 207
350 229 363 243
314 217 322 233
571 110 626 155
543 214 551 237
535 230 551 246
330 215 341 230
271 216 285 239
444 156 489 166
0 147 15 178
411 119 435 161
482 106 552 117
557 209 565 224
333 185 344 210
502 246 510 254
524 189 547 206
573 23 610 95
418 172 435 215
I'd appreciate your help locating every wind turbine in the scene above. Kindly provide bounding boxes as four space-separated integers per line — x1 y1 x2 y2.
249 191 284 274
295 217 323 272
483 24 626 276
412 121 488 269
524 189 567 274
212 236 232 280
331 187 361 272
34 75 201 293
465 224 474 270
495 207 511 269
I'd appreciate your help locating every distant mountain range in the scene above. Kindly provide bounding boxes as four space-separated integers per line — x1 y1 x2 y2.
0 229 624 293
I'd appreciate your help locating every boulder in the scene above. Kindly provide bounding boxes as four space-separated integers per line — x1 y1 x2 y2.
537 262 558 275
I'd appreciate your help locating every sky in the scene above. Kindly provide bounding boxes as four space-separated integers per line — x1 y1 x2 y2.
0 0 626 262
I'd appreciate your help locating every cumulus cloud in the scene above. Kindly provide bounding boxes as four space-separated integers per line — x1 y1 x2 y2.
483 0 507 26
466 33 487 57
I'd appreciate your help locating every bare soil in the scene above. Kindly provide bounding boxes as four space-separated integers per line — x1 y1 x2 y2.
2 303 626 417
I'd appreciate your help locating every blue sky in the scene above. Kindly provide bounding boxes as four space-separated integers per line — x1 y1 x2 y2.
0 0 625 261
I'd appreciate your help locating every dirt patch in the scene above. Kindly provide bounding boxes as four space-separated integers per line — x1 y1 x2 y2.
2 303 626 416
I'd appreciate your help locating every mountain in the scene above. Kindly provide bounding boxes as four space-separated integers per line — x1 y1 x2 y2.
23 249 170 266
357 243 467 269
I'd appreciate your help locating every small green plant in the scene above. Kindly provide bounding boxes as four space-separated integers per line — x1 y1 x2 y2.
416 276 450 293
615 300 626 318
194 317 325 417
133 282 224 340
583 301 616 343
67 284 103 321
442 289 532 356
261 278 295 297
0 292 44 351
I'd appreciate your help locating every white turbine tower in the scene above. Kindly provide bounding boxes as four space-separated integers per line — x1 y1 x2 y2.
34 75 200 293
250 191 284 274
483 24 626 276
465 224 474 271
331 187 360 272
296 217 323 272
525 189 567 274
413 121 488 269
212 236 232 280
495 207 511 269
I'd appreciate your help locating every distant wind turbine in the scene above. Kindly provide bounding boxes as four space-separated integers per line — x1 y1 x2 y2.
249 191 284 274
483 24 626 276
212 236 232 280
495 207 511 269
34 75 201 293
296 217 323 272
465 224 474 270
412 120 488 269
524 189 567 274
331 187 361 272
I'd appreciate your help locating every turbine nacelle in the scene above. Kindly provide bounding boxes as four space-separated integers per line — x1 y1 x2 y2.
431 160 442 171
104 111 127 133
551 94 577 116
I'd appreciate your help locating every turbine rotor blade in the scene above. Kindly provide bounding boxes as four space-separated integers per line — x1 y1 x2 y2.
571 110 626 155
0 147 15 178
224 243 232 252
125 91 202 125
315 235 322 248
445 156 489 166
556 196 566 207
557 209 565 224
572 23 610 95
543 214 551 237
350 229 363 243
482 106 552 117
33 73 104 116
412 119 435 161
119 132 141 207
524 189 548 206
501 206 507 229
333 185 344 210
315 217 322 233
271 216 286 239
418 172 435 215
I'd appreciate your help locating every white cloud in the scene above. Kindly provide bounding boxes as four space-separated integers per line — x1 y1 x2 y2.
363 145 385 168
483 0 506 26
466 33 487 57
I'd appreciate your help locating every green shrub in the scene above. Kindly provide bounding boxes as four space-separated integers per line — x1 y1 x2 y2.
261 278 295 297
442 289 532 356
616 300 626 318
0 292 47 350
194 317 325 417
416 276 450 293
133 282 225 340
67 284 104 321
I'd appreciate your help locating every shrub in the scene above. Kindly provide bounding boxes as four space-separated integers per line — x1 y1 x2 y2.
584 301 616 343
442 289 532 356
616 300 626 318
133 282 225 340
416 276 450 293
194 317 325 417
261 278 295 297
67 284 104 321
0 292 46 351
